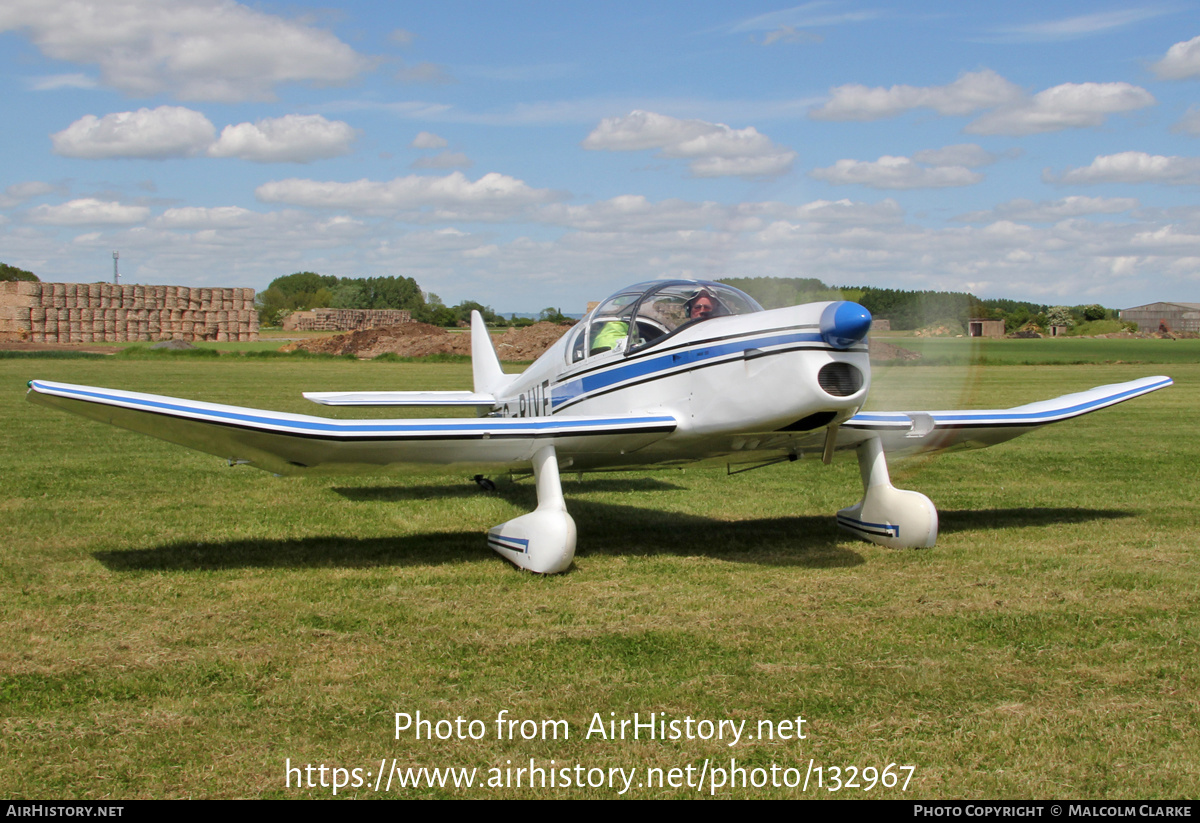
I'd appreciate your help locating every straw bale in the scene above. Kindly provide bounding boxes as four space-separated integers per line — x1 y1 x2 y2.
31 307 45 322
16 281 42 298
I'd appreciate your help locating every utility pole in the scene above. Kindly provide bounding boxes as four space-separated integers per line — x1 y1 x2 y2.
112 251 119 285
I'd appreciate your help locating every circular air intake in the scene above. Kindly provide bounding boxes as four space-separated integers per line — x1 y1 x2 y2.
818 363 864 397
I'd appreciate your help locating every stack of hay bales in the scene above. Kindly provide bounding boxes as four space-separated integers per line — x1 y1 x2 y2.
0 281 258 343
285 308 411 332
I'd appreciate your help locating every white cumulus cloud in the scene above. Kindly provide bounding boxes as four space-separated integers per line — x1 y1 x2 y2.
954 196 1140 223
966 82 1155 136
1173 107 1200 136
51 106 216 159
28 198 150 225
582 110 795 178
0 0 369 102
809 69 1023 121
539 196 730 233
255 171 559 220
208 115 358 163
911 144 1002 168
411 131 449 149
0 181 59 209
1153 35 1200 80
811 156 984 189
155 206 259 228
1048 152 1200 185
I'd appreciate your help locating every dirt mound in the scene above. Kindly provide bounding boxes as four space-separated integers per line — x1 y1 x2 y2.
869 340 921 362
494 323 574 360
281 321 575 360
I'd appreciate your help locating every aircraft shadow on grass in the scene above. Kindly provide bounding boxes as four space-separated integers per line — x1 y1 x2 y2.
331 476 683 502
936 506 1135 534
92 477 1135 574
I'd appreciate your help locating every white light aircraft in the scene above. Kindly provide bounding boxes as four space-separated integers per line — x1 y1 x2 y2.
28 279 1172 574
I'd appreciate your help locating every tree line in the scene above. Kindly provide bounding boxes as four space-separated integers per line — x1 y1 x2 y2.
724 276 1120 333
255 271 568 328
0 263 39 282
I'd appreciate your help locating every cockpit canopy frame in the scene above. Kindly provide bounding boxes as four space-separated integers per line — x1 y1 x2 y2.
567 279 764 364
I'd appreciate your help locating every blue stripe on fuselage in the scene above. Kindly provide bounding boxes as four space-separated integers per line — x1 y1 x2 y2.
549 329 838 411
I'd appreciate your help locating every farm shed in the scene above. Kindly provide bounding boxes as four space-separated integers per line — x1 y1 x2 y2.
1120 302 1200 333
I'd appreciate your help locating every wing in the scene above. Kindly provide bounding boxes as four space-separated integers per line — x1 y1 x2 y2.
303 390 496 408
27 380 676 476
839 375 1172 456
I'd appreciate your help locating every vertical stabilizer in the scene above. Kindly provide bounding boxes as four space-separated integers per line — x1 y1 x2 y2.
471 310 512 396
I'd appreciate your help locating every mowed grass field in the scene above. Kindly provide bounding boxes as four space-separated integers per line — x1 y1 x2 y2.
0 343 1196 799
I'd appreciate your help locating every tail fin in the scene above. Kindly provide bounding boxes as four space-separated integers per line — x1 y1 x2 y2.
471 310 514 396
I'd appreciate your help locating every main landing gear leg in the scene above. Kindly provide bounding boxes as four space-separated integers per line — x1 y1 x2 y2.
836 435 938 549
487 445 577 573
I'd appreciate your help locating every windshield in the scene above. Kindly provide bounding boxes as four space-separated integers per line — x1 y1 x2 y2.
569 280 763 363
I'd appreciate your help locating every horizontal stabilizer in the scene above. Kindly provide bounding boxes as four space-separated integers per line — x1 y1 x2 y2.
27 379 676 476
304 390 496 408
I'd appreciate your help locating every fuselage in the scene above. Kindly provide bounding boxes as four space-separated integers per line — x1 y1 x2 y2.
490 281 872 470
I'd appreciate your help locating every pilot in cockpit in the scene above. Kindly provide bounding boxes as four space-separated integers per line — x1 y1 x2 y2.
684 289 718 321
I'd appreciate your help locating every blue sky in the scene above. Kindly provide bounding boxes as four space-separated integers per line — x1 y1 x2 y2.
3 1 1200 312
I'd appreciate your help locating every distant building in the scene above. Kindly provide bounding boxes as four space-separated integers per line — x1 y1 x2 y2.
1048 325 1069 337
1120 302 1200 333
967 318 1005 338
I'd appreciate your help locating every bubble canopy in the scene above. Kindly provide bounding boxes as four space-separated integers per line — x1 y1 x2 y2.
567 279 764 363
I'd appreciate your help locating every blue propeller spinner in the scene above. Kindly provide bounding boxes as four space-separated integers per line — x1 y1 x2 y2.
819 301 873 349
